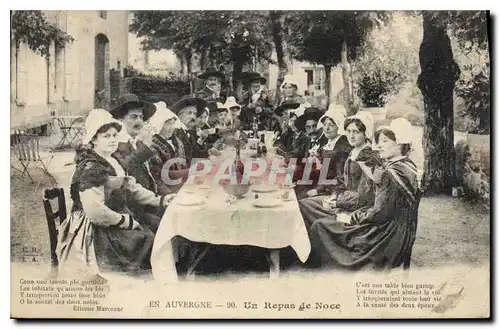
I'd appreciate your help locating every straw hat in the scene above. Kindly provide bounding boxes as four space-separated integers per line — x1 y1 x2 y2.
224 96 241 110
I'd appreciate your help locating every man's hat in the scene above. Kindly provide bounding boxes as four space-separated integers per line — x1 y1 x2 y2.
171 95 208 117
198 67 225 80
224 96 241 110
109 94 156 120
236 72 267 84
275 102 301 117
295 107 323 131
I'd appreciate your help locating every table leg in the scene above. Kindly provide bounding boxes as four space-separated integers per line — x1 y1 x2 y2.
186 246 210 280
269 250 280 279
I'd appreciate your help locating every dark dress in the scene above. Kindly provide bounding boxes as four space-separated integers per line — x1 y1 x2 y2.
274 128 295 154
308 157 421 271
58 147 163 276
174 127 210 161
309 135 352 195
149 134 189 195
299 145 376 228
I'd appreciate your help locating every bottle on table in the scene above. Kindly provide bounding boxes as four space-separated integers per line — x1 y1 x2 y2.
234 142 245 184
259 133 267 156
252 116 259 139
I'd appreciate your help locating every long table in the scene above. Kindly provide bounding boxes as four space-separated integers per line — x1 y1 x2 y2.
150 146 311 282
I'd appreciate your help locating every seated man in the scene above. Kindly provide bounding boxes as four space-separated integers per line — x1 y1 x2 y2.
109 93 163 233
239 73 274 131
164 95 211 189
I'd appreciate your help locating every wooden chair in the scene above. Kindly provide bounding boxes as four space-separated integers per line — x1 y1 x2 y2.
42 188 67 278
11 131 56 187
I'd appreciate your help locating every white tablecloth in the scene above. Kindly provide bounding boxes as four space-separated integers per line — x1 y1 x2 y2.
151 185 311 282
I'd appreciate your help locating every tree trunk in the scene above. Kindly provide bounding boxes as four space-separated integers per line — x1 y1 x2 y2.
270 10 288 107
417 12 461 195
341 40 354 114
179 55 185 75
200 49 207 71
324 65 332 109
185 50 192 75
233 55 245 102
185 50 193 93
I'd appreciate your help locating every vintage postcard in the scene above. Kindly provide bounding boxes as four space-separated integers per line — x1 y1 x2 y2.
10 10 491 319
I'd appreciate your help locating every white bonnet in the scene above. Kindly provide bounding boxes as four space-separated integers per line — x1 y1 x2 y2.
318 104 348 134
345 111 374 141
148 101 181 133
280 75 300 90
389 118 413 144
83 109 122 145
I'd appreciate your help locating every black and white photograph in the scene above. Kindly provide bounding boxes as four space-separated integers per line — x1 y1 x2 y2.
9 9 491 319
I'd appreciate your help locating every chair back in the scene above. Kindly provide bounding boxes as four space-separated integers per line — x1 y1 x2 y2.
42 188 67 275
12 131 40 162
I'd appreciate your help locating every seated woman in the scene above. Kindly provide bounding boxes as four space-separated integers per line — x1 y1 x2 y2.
299 112 376 228
303 109 352 198
275 109 310 185
308 118 421 271
148 106 191 195
58 109 174 277
273 102 301 151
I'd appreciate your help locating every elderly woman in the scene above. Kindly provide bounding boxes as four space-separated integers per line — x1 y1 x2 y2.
58 109 174 276
280 75 306 105
303 108 352 198
308 118 421 271
148 104 190 195
299 112 377 228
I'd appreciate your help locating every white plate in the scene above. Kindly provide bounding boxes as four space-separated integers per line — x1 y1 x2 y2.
251 185 279 193
253 199 283 208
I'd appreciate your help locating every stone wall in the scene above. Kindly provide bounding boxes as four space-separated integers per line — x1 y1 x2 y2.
455 134 490 208
11 10 129 129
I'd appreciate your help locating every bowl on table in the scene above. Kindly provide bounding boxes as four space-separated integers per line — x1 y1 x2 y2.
221 182 251 198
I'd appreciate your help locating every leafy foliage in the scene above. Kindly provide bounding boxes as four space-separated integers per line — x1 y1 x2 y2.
11 10 74 58
447 11 490 134
355 13 421 107
455 66 490 133
285 11 390 66
284 11 390 106
130 11 273 80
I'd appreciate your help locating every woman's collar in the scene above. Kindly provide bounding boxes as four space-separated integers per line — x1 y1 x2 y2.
386 155 406 164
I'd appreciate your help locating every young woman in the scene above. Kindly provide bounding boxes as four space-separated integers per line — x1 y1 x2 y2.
58 109 174 277
308 118 421 271
299 113 377 228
